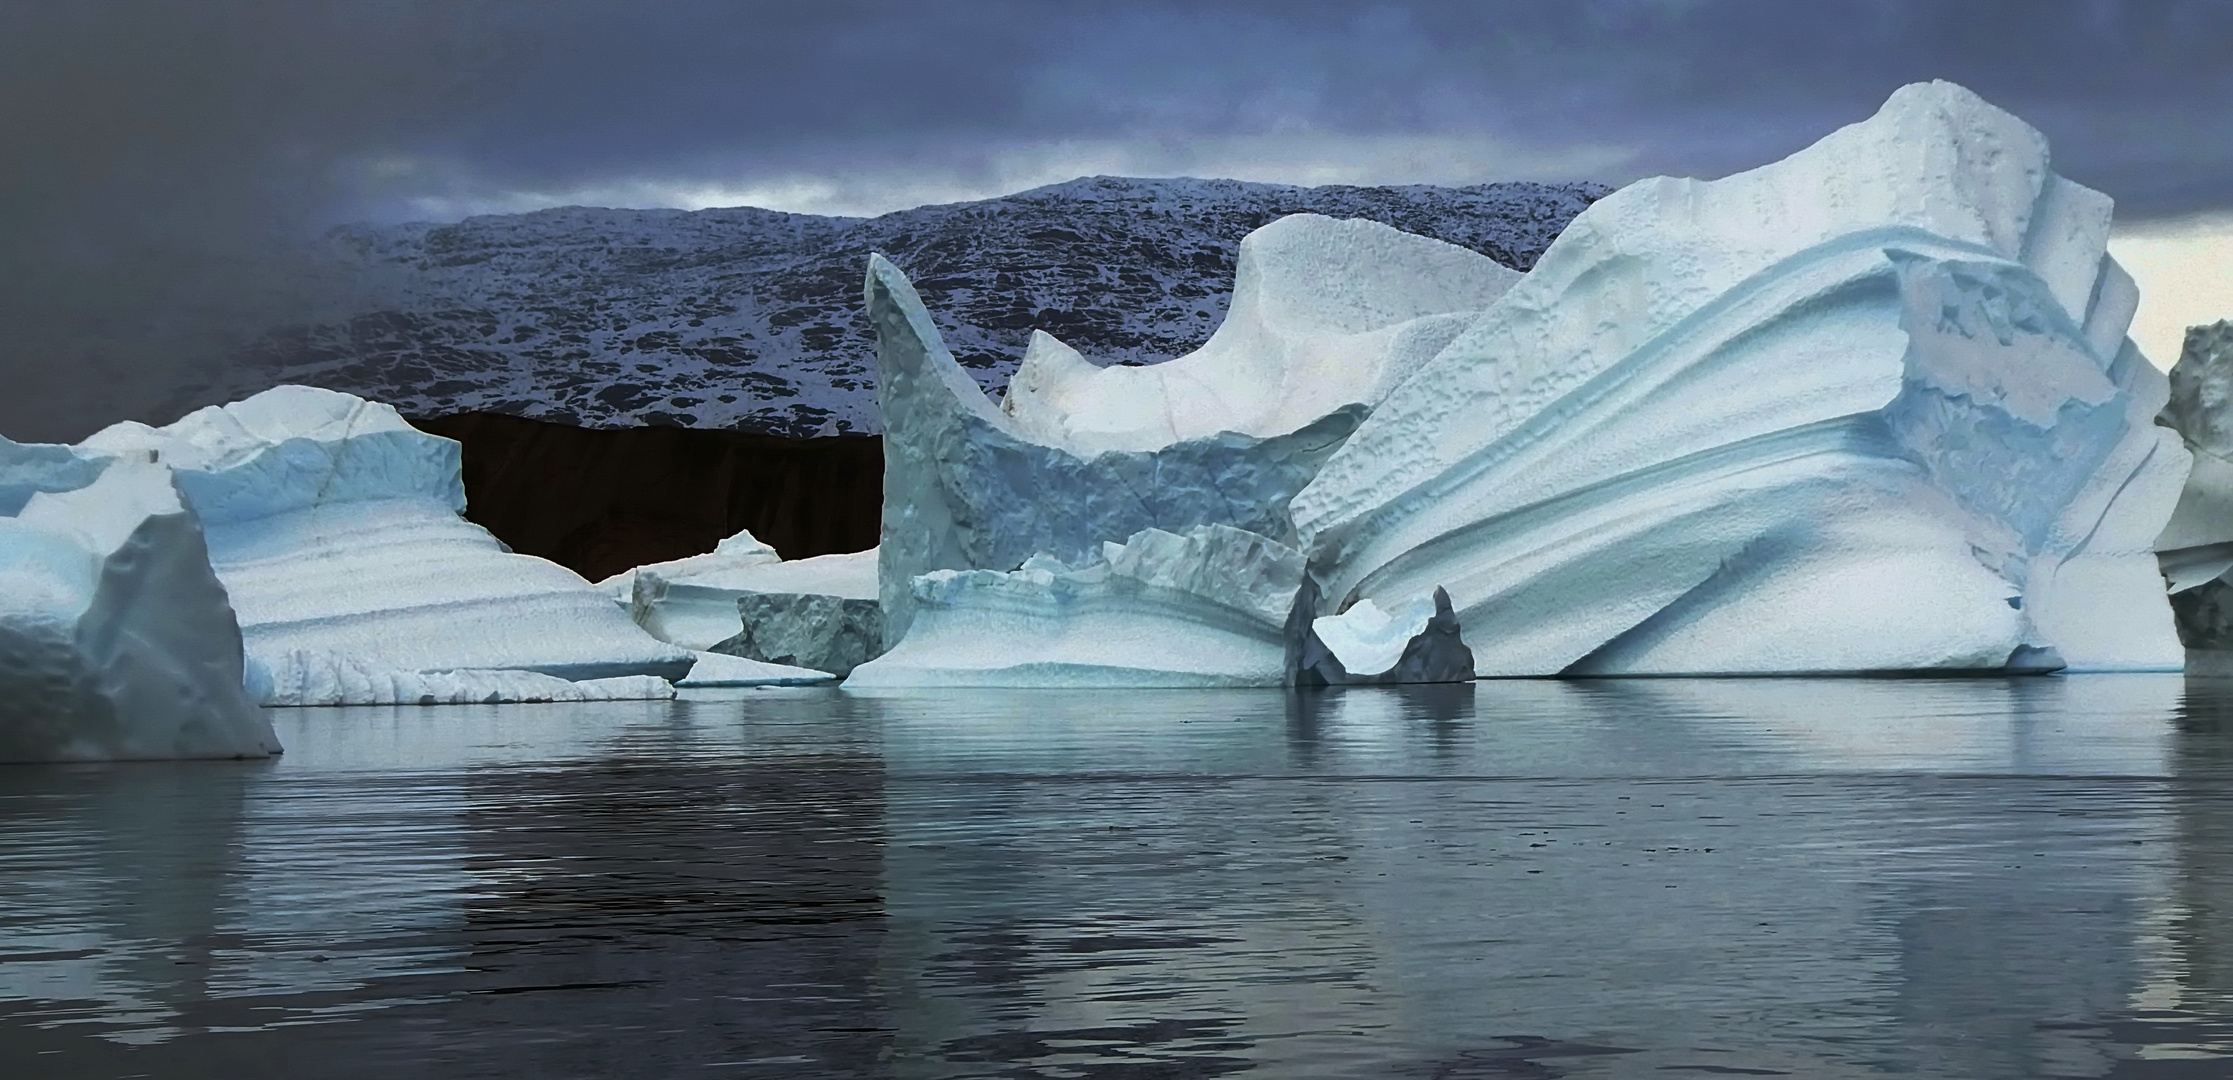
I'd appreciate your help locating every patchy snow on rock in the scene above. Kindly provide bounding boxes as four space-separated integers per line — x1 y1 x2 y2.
82 386 693 698
1291 81 2188 676
0 460 280 761
845 524 1302 688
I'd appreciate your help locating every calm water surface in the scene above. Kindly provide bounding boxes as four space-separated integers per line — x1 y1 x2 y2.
6 677 2233 1078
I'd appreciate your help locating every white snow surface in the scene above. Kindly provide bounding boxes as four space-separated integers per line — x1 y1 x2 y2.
1291 81 2190 675
248 649 675 706
999 214 1518 454
676 650 835 687
0 461 280 761
1310 598 1435 678
845 524 1302 688
84 386 693 697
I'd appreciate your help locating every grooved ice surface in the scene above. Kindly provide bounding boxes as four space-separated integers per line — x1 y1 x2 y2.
1291 81 2188 676
248 650 675 706
867 255 1362 645
188 178 1604 437
845 524 1302 688
0 460 279 760
81 386 693 699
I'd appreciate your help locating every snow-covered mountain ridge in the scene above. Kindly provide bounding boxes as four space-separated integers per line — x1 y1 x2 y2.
224 176 1608 436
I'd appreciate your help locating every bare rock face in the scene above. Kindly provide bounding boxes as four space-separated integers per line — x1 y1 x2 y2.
412 412 882 581
711 594 884 677
188 178 1605 439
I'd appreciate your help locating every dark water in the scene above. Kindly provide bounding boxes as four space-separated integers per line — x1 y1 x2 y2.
7 677 2233 1078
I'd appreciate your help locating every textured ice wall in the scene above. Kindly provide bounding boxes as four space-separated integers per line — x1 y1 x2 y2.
867 254 1362 646
0 461 279 760
83 386 693 696
601 529 882 674
845 524 1302 688
1291 81 2188 675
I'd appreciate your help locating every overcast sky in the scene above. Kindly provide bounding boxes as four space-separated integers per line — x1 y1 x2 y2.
2 0 2230 434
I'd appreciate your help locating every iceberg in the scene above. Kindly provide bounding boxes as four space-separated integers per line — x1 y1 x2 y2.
602 529 882 674
248 648 676 706
1287 584 1475 686
1287 81 2188 676
863 215 1510 646
81 386 694 701
2156 321 2233 648
844 524 1303 688
0 459 280 761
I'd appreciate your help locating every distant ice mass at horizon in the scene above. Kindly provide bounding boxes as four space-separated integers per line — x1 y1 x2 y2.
863 213 1502 646
0 456 280 760
1289 80 2188 675
845 524 1302 688
2155 321 2233 652
81 386 693 704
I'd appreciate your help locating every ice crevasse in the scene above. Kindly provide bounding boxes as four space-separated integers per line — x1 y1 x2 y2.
1286 80 2189 676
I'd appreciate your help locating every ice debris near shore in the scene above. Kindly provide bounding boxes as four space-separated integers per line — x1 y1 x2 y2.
1288 80 2187 676
861 81 2192 682
845 524 1303 688
600 530 882 675
81 386 693 703
0 455 280 760
867 216 1458 645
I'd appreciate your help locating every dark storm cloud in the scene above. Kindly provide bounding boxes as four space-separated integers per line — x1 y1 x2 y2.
3 0 2229 439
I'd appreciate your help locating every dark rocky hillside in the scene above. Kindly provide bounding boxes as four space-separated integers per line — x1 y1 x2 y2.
209 176 1608 438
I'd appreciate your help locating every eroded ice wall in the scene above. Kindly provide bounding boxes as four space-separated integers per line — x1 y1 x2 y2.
1290 81 2188 675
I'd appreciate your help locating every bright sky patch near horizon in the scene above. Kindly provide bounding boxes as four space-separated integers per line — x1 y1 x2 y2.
2110 214 2233 369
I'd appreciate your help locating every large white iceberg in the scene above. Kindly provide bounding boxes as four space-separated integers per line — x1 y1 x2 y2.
81 386 693 701
0 457 280 761
865 215 1514 646
845 524 1303 688
1287 81 2188 676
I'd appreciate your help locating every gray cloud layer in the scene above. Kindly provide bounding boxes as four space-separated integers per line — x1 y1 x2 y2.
4 0 2230 439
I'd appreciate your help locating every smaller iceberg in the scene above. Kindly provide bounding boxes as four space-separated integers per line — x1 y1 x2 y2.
248 649 676 706
0 458 280 761
676 650 836 688
2156 320 2233 653
844 524 1302 688
603 529 882 675
1287 585 1475 686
